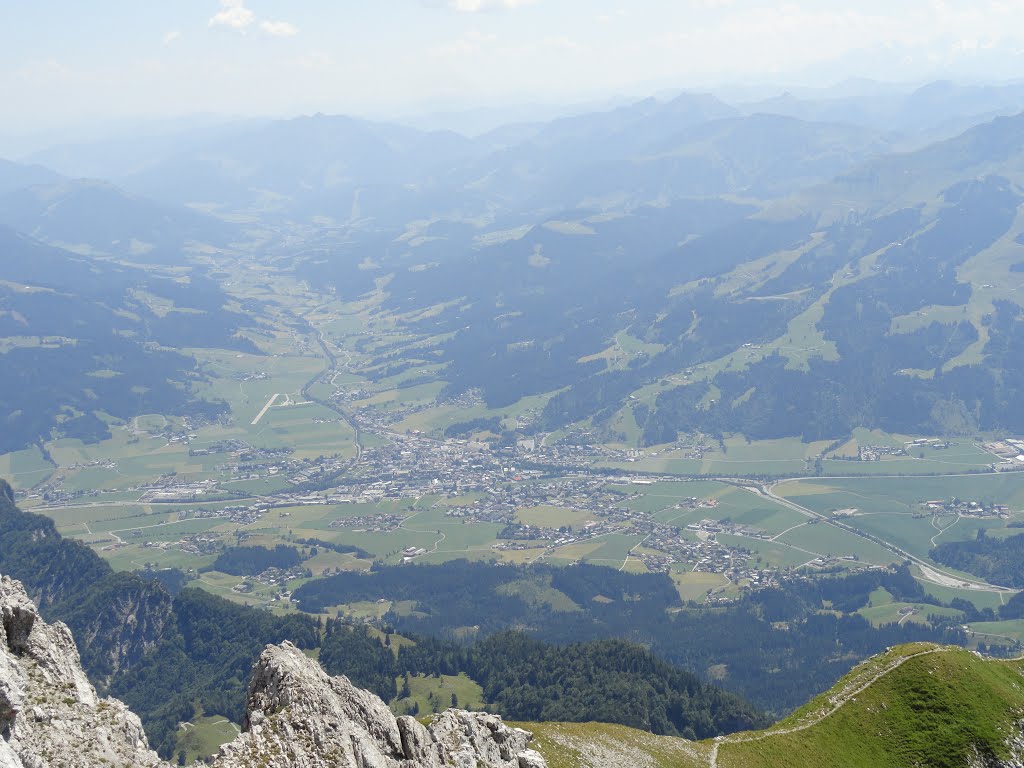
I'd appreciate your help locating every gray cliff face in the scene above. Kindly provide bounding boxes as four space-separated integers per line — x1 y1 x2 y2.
69 580 174 684
213 641 548 768
0 575 166 768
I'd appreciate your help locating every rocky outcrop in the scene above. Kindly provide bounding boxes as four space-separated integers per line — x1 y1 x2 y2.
0 569 545 768
0 574 166 768
213 641 548 768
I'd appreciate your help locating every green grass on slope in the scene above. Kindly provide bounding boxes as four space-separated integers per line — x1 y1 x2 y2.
525 644 1024 768
720 645 1024 768
524 722 709 768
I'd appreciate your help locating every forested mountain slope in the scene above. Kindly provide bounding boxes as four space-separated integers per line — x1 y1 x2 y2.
0 227 256 452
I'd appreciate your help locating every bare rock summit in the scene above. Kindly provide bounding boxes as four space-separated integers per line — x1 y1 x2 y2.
213 641 548 768
0 574 546 768
0 574 166 768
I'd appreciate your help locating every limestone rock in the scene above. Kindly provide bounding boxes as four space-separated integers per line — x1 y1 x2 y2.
214 641 547 768
0 574 167 768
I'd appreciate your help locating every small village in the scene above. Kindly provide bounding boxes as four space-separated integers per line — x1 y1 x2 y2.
917 498 1011 519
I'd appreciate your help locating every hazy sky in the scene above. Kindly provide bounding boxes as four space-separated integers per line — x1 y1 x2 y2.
3 0 1024 137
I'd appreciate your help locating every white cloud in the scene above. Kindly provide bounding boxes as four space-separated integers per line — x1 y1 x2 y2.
209 0 254 30
162 30 181 46
261 20 299 37
448 0 537 12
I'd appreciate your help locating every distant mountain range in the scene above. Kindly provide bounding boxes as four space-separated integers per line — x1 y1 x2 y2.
3 83 1024 448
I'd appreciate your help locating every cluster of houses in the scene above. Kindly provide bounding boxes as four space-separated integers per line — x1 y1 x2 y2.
330 513 404 532
981 437 1024 471
918 498 1011 518
856 444 909 461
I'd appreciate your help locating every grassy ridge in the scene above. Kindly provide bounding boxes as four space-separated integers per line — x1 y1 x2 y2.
526 644 1024 768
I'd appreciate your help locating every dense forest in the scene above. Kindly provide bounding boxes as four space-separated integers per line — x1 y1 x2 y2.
317 621 766 739
206 544 303 576
931 529 1024 588
398 632 767 739
293 560 974 716
318 619 399 702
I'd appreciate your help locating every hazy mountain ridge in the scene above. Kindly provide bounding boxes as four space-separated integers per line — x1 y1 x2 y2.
3 89 1024 447
278 106 1024 443
0 226 254 452
742 79 1024 143
0 177 235 264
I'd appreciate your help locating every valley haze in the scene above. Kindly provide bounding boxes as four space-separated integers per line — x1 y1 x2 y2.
5 2 1024 767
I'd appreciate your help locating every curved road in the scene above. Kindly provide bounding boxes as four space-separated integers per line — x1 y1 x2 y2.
737 479 1016 595
293 313 363 465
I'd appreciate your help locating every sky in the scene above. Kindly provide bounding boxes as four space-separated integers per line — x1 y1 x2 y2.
2 0 1024 141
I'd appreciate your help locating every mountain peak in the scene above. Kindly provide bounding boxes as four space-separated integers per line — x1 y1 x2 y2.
0 574 165 768
215 640 546 768
0 576 547 768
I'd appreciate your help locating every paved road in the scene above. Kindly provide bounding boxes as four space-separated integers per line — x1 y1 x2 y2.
729 479 1016 595
302 321 363 464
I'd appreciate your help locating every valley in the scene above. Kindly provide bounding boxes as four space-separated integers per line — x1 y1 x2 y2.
6 252 1024 650
5 66 1024 766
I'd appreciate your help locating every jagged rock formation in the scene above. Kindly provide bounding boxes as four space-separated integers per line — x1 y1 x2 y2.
0 572 546 768
0 575 166 768
213 641 547 768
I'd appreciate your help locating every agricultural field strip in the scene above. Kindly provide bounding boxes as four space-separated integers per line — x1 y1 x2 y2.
251 394 282 425
759 478 1017 594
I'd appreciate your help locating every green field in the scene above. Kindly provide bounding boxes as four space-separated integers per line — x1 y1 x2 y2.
598 433 997 478
0 446 54 490
174 713 241 765
497 576 581 612
670 570 734 602
919 580 1009 612
600 436 824 476
966 619 1024 645
392 672 485 716
775 521 895 565
776 474 1024 565
717 533 822 569
855 587 965 627
515 505 595 529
